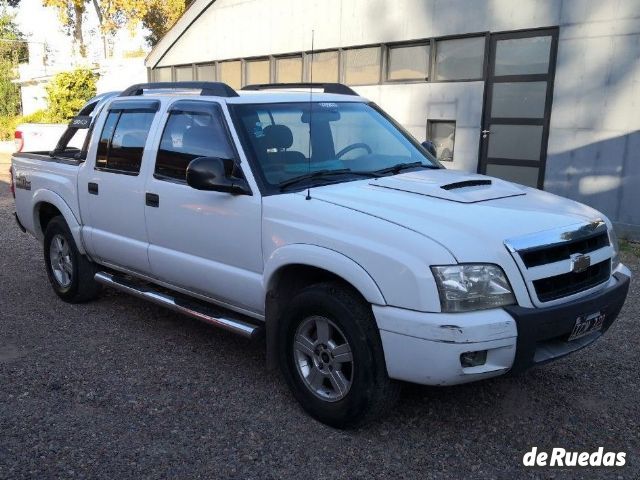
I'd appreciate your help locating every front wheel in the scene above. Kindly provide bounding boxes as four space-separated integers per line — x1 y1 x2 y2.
278 282 399 428
43 216 101 303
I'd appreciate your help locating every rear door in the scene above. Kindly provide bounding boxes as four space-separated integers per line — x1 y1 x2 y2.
80 99 160 274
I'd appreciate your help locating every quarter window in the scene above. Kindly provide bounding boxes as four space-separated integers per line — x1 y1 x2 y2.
155 104 235 181
96 110 155 174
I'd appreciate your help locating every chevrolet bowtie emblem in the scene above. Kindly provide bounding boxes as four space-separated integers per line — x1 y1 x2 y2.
571 253 591 273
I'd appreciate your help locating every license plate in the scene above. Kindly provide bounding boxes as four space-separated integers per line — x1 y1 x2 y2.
568 311 605 341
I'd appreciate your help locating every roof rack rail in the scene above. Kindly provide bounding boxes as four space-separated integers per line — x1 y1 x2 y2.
119 82 239 98
242 83 359 96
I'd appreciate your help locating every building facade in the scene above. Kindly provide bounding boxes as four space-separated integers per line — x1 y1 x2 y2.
145 0 640 238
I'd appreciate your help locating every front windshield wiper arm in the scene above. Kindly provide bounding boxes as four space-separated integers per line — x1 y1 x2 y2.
278 169 379 190
373 161 440 176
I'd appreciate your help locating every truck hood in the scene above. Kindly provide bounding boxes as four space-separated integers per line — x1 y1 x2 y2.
307 168 604 262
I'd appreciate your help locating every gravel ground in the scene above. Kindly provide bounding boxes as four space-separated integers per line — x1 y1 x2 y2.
0 165 638 479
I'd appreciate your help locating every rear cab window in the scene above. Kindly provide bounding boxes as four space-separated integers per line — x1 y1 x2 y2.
95 100 159 175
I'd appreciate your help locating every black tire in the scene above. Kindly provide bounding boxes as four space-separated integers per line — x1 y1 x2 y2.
278 281 400 428
43 216 101 303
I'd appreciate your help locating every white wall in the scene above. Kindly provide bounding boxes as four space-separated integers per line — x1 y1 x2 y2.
96 58 148 93
545 0 640 238
148 0 640 237
150 0 563 66
148 0 561 175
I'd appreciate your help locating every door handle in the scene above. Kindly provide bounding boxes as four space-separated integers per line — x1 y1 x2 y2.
88 182 99 195
146 192 159 208
481 129 491 139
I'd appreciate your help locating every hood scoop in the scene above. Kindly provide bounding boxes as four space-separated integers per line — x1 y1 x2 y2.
441 179 492 190
369 169 527 204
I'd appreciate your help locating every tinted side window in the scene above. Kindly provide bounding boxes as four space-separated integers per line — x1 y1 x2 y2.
155 106 234 181
96 111 119 168
95 111 155 174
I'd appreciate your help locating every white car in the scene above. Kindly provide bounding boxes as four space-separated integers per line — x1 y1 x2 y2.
10 82 631 427
14 123 85 153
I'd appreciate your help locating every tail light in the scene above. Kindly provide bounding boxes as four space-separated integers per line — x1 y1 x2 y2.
9 166 15 198
14 130 23 152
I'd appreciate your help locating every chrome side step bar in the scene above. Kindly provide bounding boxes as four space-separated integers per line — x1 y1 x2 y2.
94 271 263 339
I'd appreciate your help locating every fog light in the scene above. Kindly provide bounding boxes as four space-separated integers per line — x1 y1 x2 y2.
460 350 487 368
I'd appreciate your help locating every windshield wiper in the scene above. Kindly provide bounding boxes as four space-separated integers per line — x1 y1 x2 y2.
278 169 379 190
373 161 439 176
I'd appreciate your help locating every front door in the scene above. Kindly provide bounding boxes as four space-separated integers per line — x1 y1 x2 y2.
144 100 264 315
479 28 558 188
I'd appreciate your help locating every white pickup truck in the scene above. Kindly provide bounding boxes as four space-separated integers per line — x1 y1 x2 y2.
10 82 631 427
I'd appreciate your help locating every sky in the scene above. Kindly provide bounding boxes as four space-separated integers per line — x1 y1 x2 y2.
14 0 79 62
12 0 147 70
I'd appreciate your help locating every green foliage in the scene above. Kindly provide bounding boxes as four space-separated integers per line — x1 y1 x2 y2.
0 114 20 140
45 68 97 121
0 7 27 63
0 7 26 119
0 59 20 117
0 109 57 141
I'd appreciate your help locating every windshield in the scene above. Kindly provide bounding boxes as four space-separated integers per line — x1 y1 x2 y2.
230 102 440 192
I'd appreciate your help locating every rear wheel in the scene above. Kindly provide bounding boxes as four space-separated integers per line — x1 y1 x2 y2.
43 216 101 303
278 281 399 428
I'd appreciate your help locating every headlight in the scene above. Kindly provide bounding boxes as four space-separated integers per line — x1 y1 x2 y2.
609 227 620 270
430 264 515 312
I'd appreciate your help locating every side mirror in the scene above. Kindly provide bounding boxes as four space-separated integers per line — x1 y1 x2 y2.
421 140 437 157
186 157 251 195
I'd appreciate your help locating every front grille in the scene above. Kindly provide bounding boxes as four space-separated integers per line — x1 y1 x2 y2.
533 260 611 302
519 231 609 268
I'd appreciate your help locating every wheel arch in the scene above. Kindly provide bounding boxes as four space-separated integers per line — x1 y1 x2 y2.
263 244 386 369
32 189 86 255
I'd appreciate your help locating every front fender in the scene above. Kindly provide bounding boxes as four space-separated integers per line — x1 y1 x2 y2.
32 189 87 255
264 243 386 305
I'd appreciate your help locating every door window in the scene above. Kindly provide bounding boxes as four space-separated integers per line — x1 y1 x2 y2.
95 109 156 174
155 103 235 182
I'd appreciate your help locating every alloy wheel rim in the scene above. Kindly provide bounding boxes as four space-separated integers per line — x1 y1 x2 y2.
49 234 73 288
293 315 354 402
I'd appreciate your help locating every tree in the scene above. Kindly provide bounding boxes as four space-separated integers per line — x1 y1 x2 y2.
42 0 87 56
142 0 188 46
42 0 190 56
0 6 27 117
46 67 96 121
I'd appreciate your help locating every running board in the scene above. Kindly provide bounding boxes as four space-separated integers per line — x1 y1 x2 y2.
94 272 263 339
